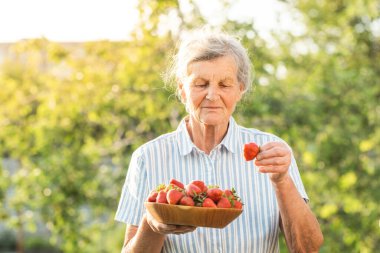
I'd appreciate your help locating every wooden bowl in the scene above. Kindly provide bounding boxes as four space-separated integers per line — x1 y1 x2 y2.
144 202 243 228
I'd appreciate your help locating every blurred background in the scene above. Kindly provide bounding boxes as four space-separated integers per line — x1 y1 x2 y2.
0 0 379 252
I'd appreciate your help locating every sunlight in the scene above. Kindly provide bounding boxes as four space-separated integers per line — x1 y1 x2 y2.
0 0 139 42
0 0 300 43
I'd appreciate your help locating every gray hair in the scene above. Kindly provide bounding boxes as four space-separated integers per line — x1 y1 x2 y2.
165 30 253 95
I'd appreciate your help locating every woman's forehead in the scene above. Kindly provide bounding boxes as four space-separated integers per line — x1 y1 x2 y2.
186 55 238 80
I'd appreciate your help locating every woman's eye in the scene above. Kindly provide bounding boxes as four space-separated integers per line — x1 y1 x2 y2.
195 83 208 87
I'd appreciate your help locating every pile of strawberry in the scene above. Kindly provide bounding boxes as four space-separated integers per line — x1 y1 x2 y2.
147 179 243 209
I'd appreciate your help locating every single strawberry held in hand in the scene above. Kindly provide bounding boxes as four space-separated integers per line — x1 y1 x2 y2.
243 142 260 161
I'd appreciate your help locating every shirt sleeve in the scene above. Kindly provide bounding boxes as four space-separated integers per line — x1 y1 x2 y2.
276 137 309 201
289 153 309 201
115 147 148 225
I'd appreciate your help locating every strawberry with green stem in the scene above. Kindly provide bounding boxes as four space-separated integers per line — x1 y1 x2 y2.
147 184 166 202
167 189 185 205
185 183 202 197
207 186 223 202
156 190 168 204
222 188 244 209
202 198 217 208
189 180 208 193
169 178 185 189
179 196 195 206
217 197 232 208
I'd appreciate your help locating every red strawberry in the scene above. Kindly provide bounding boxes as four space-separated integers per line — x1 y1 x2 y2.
156 190 168 204
207 187 223 202
217 197 232 208
224 189 236 200
185 183 202 197
165 183 180 192
179 196 195 206
169 179 184 189
147 190 158 202
233 200 243 209
166 189 184 205
202 198 217 208
190 180 208 193
244 142 260 161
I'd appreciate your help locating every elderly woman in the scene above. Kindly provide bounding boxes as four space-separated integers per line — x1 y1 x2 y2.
115 31 323 253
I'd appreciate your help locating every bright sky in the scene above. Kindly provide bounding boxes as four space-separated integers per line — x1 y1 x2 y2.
0 0 298 42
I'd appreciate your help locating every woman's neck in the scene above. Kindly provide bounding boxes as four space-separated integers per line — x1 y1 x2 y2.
185 116 229 154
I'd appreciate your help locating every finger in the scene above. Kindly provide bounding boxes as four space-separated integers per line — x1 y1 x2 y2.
172 228 196 234
146 212 177 234
255 156 289 166
174 225 197 233
160 225 197 235
259 141 284 151
146 210 173 229
176 225 196 231
257 148 289 161
260 141 278 151
157 223 177 232
173 230 192 235
150 222 177 234
257 165 288 174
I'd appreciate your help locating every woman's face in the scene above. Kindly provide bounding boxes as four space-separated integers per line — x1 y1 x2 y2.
179 55 244 126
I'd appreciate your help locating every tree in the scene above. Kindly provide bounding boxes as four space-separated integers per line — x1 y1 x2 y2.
0 32 182 253
239 0 380 251
1 0 378 252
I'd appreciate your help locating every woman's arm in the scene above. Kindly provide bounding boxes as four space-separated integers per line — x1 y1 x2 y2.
121 213 196 253
255 142 323 253
121 215 166 253
274 174 324 253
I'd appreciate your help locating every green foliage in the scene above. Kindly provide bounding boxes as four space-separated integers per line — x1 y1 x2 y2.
25 236 61 253
0 0 379 252
0 32 184 253
239 0 380 251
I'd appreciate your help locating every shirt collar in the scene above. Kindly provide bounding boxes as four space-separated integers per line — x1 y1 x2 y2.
176 117 195 156
220 117 240 154
176 117 240 156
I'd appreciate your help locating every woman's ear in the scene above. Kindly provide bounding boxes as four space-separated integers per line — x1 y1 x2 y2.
239 82 245 93
178 82 186 103
237 82 245 101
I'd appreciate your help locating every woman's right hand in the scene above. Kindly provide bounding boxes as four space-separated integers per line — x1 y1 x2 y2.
145 210 197 235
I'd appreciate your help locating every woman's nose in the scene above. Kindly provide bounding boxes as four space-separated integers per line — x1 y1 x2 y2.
206 85 220 101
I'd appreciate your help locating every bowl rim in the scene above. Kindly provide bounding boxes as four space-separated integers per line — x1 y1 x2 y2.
144 202 243 228
144 202 243 212
144 201 243 228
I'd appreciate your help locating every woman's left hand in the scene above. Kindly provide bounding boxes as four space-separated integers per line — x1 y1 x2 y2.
254 141 292 184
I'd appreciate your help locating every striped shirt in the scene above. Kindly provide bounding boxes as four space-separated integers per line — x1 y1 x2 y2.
115 117 308 253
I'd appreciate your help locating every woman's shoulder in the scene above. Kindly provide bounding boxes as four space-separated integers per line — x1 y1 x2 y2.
134 130 178 154
237 124 285 143
238 125 278 137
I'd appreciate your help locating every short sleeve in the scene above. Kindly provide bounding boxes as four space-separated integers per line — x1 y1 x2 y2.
276 138 309 201
115 148 148 225
289 153 309 201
